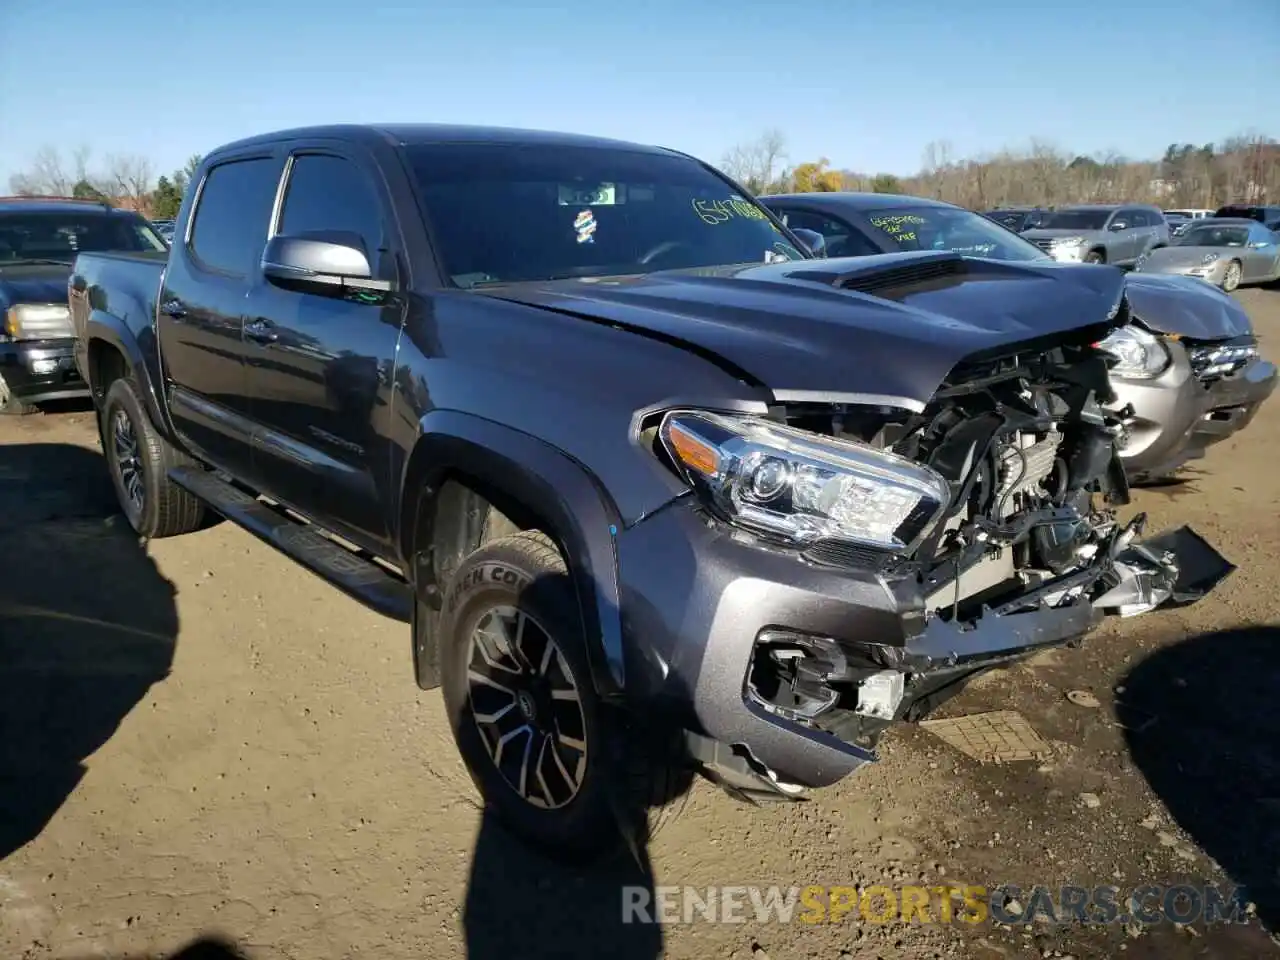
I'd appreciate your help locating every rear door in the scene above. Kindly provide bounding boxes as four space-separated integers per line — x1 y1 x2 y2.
158 151 284 476
240 145 405 553
1110 208 1141 264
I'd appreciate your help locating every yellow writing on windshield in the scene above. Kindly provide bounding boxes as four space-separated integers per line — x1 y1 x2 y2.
693 196 770 225
869 214 928 235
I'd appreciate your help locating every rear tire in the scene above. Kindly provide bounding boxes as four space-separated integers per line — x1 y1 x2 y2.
101 377 206 539
438 530 688 863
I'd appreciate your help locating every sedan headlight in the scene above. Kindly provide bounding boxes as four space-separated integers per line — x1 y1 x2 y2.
1096 324 1171 379
658 410 950 553
4 303 74 340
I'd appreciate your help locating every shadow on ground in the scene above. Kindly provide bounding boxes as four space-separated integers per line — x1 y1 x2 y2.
1119 625 1280 933
65 935 253 959
462 809 664 960
0 442 178 861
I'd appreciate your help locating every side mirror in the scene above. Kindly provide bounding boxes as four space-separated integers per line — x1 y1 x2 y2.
790 228 827 257
261 232 393 296
1108 221 1128 232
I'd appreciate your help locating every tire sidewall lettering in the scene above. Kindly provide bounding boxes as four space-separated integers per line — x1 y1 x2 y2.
446 561 533 613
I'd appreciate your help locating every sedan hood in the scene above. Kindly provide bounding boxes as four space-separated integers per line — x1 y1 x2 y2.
1140 246 1226 270
1124 270 1252 340
0 263 72 310
480 251 1126 411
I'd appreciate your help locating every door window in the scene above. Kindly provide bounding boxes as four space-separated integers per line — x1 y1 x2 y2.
278 154 385 258
189 157 282 276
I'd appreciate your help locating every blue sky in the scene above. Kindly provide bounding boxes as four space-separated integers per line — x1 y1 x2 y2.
1 0 1276 190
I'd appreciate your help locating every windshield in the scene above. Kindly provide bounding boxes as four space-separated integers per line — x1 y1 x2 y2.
863 205 1048 262
1036 209 1112 230
1176 225 1250 247
404 143 804 287
0 210 167 263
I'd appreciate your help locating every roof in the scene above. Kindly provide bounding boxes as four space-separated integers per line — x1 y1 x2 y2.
762 192 958 211
213 122 678 158
1055 202 1161 211
1187 217 1259 226
0 197 125 215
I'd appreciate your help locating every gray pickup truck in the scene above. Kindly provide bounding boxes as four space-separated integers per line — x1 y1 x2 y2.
69 124 1235 861
1021 204 1170 267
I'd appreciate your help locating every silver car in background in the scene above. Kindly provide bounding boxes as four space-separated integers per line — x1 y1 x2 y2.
1134 219 1280 291
1020 204 1170 267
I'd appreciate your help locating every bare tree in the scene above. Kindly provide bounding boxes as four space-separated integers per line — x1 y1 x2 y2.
104 154 156 211
720 129 789 195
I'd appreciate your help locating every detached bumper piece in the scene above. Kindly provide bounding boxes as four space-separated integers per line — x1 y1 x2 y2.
1094 524 1236 616
740 518 1234 766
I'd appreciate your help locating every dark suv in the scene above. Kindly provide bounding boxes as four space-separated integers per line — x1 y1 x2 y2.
0 196 167 414
1213 204 1280 231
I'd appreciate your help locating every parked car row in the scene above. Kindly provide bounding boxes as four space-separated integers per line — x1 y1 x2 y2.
977 201 1280 291
761 191 1276 483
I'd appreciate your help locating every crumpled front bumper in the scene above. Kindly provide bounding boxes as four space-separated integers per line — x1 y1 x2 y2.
615 500 1234 794
1110 347 1277 480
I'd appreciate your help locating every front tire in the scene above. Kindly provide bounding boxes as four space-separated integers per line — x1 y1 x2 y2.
1084 250 1105 264
101 377 206 539
439 530 686 862
1222 260 1243 292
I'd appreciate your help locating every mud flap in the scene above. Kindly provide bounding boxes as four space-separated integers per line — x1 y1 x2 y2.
1094 524 1235 617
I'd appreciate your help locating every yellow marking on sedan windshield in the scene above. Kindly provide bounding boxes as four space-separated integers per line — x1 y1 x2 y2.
870 214 928 234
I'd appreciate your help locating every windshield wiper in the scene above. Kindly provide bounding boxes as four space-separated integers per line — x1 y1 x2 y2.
0 258 73 267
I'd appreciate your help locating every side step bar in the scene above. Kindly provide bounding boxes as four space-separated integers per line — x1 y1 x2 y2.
168 466 413 623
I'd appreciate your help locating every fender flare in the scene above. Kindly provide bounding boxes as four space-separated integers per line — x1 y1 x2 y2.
84 311 172 437
399 410 626 699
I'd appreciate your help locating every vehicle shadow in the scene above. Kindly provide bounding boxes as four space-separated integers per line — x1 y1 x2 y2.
65 935 253 959
1118 625 1280 932
463 808 666 960
0 442 179 861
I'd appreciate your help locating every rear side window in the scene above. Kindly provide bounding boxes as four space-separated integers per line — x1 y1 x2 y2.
189 157 282 276
278 154 384 256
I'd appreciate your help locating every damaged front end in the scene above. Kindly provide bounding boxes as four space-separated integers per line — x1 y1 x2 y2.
658 313 1235 778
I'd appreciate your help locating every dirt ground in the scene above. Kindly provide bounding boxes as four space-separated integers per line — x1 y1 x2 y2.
2 290 1280 960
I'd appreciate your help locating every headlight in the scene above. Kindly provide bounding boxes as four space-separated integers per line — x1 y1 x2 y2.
1096 324 1171 380
658 410 950 553
1201 252 1220 264
4 303 74 340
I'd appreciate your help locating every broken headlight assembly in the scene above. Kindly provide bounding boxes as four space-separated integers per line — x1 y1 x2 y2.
1096 324 1171 380
658 410 950 554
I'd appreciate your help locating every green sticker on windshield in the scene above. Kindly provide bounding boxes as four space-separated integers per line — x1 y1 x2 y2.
692 196 769 225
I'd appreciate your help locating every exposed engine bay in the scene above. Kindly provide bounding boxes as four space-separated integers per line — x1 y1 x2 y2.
781 333 1134 614
743 327 1233 753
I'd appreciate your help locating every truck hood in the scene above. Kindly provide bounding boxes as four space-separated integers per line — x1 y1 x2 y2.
0 263 72 310
479 251 1126 411
1123 270 1252 340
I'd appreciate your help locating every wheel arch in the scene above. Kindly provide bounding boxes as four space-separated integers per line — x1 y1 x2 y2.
399 411 627 701
84 312 170 437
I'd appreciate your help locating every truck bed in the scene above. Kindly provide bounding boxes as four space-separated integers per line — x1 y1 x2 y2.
69 251 168 356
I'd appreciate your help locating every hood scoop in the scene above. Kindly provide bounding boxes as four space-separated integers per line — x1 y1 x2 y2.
787 250 971 301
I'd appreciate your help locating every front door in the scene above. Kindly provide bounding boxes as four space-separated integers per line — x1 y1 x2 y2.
241 149 404 554
158 152 284 477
